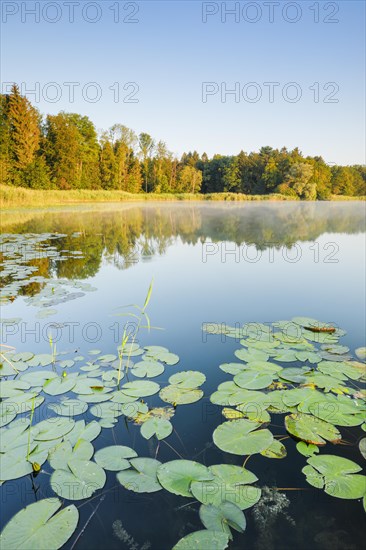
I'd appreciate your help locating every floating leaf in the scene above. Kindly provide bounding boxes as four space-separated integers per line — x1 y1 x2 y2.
234 370 274 390
66 421 101 446
117 458 162 493
285 413 341 445
359 438 366 460
234 348 269 363
27 354 54 367
173 530 229 550
43 375 78 396
157 460 214 497
190 464 260 510
34 418 75 441
131 360 164 378
11 352 34 362
48 440 94 470
94 445 137 471
51 458 106 500
355 347 366 362
260 439 287 459
121 380 160 397
0 498 78 550
0 451 33 481
168 371 206 388
213 420 274 455
159 385 203 405
140 417 173 440
48 399 87 417
199 502 246 539
296 441 320 457
304 455 366 499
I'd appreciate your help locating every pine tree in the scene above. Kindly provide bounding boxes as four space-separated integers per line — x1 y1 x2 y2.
7 84 40 172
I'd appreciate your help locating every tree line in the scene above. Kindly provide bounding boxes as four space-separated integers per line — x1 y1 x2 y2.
1 85 365 199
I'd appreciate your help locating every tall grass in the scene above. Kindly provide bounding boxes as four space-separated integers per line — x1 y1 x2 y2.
1 184 298 208
1 184 364 208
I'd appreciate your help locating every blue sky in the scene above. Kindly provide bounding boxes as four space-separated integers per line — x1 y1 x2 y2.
1 1 365 164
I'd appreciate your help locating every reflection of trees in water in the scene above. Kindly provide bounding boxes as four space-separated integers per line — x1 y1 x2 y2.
1 203 365 293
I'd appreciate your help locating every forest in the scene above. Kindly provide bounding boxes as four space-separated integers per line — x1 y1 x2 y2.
1 85 365 200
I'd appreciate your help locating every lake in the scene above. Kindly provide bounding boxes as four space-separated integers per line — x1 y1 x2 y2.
0 201 365 550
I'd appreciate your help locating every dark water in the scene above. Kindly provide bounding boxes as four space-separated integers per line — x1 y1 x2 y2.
1 201 365 549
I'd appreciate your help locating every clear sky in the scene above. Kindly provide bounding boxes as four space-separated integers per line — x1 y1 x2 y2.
1 0 365 164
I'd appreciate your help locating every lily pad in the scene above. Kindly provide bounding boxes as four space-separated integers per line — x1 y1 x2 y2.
140 417 173 440
173 530 229 550
0 498 78 550
199 502 246 538
213 420 274 455
304 455 366 499
159 385 203 405
190 464 261 510
48 399 87 417
117 458 162 493
121 380 160 398
234 370 274 390
157 460 214 497
296 441 320 457
168 371 206 388
285 413 341 445
51 458 106 500
131 360 164 378
34 418 75 441
94 445 137 471
260 439 287 459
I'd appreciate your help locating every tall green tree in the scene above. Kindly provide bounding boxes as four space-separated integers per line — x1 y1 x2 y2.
138 133 155 192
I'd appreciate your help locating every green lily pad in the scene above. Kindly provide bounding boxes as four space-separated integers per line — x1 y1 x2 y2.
0 451 33 481
140 417 173 440
94 445 137 471
34 418 75 441
159 385 203 405
285 413 341 445
121 380 160 397
131 360 164 378
199 502 246 539
168 371 206 388
234 348 269 363
355 347 366 361
51 458 106 500
27 354 55 367
43 375 78 396
234 370 274 390
117 458 162 493
190 464 260 510
48 399 88 417
98 354 117 363
359 438 366 460
173 530 229 550
260 439 287 459
0 498 78 550
66 421 101 446
48 440 94 470
213 420 274 455
0 380 30 399
11 352 34 362
296 441 320 457
304 455 366 499
157 460 214 497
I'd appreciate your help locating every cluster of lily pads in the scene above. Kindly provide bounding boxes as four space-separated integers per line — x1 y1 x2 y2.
0 232 95 316
0 315 365 550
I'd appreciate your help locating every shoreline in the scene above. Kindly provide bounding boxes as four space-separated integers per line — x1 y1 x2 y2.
1 185 364 209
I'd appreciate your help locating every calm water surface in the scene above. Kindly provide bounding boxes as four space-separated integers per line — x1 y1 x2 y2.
1 202 365 550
